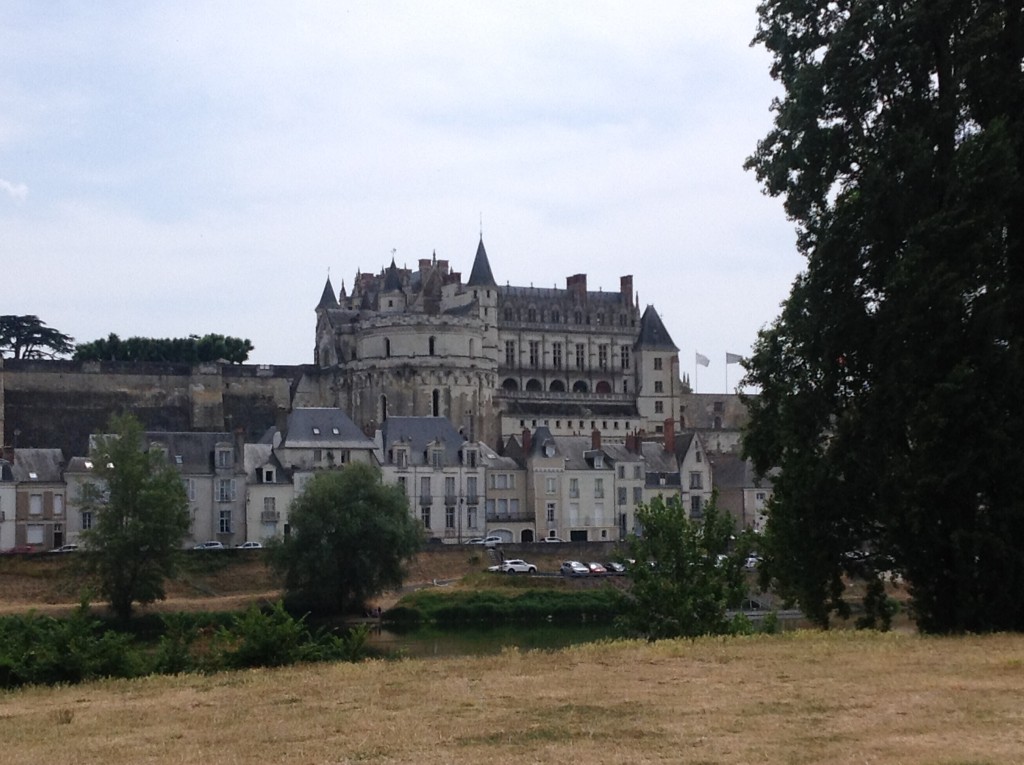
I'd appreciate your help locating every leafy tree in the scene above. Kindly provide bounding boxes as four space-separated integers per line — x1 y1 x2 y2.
619 494 751 639
74 332 253 364
744 2 1024 632
269 462 422 615
0 315 74 359
80 414 191 621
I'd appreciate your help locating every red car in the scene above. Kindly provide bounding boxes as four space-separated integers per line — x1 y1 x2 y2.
587 562 607 575
2 545 37 555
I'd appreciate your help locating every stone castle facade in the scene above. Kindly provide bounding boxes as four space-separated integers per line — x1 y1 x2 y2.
302 238 686 447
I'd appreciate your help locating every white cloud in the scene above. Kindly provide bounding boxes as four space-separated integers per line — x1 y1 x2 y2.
0 178 28 201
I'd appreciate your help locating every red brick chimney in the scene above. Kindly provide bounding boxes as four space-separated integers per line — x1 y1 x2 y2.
620 275 633 307
663 418 675 453
592 428 601 450
522 428 532 455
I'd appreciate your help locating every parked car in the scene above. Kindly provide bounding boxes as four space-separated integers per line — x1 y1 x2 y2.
487 558 538 574
236 541 263 549
560 560 589 577
543 537 566 543
587 562 607 575
193 540 225 550
604 561 626 575
49 544 78 553
472 535 505 548
2 545 37 555
745 555 761 569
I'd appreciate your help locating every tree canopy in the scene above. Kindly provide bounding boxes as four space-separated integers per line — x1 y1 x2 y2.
744 1 1024 632
269 463 422 615
619 494 751 639
0 315 74 359
79 414 191 621
73 333 253 364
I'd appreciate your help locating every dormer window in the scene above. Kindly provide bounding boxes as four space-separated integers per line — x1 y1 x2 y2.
332 427 340 435
312 427 321 435
395 448 408 469
594 454 604 469
263 467 276 483
216 448 233 468
431 448 444 468
464 449 478 468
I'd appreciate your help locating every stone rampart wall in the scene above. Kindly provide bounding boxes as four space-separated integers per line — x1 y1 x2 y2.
1 359 309 458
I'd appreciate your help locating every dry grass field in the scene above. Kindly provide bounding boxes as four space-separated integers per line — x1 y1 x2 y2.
2 631 1024 764
4 551 1022 763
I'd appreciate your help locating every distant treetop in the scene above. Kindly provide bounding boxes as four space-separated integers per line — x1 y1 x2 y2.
74 333 254 364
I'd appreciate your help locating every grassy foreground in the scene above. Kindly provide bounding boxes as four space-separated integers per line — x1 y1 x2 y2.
2 631 1023 764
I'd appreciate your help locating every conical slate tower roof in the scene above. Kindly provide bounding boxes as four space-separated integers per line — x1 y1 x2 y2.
317 276 339 310
636 305 679 351
383 258 403 291
467 237 497 287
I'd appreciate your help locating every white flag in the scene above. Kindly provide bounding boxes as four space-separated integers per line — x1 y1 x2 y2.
726 352 744 364
695 352 710 367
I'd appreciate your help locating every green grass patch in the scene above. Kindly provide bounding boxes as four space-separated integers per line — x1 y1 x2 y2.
386 585 626 625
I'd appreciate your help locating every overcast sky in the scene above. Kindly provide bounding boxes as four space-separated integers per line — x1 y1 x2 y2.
1 2 801 393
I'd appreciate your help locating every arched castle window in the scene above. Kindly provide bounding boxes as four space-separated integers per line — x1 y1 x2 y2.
385 338 391 358
574 311 582 324
380 395 388 422
527 307 536 322
469 338 475 356
526 379 542 392
573 380 588 393
549 380 565 392
595 380 611 394
429 336 436 356
551 310 560 323
432 389 440 416
502 378 519 391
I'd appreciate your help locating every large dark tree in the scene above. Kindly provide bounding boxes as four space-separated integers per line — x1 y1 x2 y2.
744 1 1024 632
0 315 74 359
269 463 422 615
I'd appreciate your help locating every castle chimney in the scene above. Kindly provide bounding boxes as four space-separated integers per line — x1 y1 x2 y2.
620 275 634 307
592 428 601 451
663 418 675 453
522 428 532 455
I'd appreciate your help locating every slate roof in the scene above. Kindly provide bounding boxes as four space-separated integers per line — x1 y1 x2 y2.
379 416 467 466
636 305 679 351
143 432 237 474
317 276 340 310
467 237 497 287
710 453 773 491
383 258 403 292
282 408 373 449
11 449 66 482
243 443 291 483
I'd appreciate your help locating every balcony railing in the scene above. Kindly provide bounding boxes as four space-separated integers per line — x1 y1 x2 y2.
260 510 280 523
419 495 433 506
485 510 536 523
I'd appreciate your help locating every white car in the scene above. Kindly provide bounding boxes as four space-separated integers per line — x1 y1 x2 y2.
472 535 505 548
193 540 225 550
237 541 263 549
487 558 537 574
